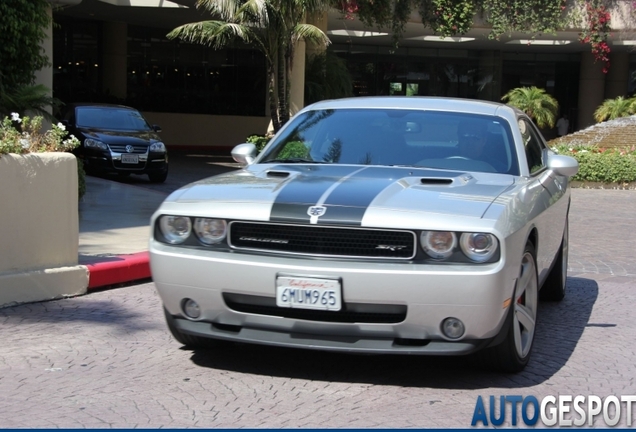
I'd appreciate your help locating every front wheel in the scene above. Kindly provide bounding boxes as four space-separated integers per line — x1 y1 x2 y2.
481 242 539 372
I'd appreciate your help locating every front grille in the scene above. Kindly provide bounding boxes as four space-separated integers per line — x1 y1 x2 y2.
108 143 148 154
229 222 416 259
223 293 407 324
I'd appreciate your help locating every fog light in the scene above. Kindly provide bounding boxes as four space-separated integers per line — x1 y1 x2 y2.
441 317 465 339
183 299 201 319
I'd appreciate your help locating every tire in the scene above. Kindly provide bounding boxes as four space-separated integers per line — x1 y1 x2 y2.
148 169 168 183
540 217 569 301
481 242 539 372
163 308 222 348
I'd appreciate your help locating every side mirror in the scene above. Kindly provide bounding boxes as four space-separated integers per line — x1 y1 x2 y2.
231 143 258 166
547 154 579 178
152 124 162 132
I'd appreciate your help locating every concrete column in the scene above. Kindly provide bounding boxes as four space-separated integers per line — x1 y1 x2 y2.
34 4 53 126
290 40 306 114
577 52 606 129
306 12 328 58
102 22 128 100
604 51 629 99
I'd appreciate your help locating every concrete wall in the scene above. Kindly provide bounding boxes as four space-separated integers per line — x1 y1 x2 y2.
141 112 272 150
0 153 88 307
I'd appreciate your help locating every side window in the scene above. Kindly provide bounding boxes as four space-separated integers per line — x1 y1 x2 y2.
519 118 545 174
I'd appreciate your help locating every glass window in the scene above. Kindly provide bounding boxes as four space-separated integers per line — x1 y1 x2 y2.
519 118 545 174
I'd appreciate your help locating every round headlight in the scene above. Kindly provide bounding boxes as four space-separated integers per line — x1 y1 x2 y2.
159 215 192 244
420 231 457 259
85 138 108 150
459 233 498 263
150 141 166 152
194 218 227 245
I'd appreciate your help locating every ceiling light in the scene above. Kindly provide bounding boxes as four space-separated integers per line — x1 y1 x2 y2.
327 30 389 37
506 39 571 45
613 40 636 45
408 36 475 42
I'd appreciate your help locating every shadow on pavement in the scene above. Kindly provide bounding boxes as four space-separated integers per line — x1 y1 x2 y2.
188 276 598 390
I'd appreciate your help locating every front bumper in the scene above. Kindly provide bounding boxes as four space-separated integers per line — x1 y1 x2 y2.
150 240 518 355
84 149 168 174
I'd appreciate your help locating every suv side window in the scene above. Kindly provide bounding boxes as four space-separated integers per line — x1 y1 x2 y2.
519 118 545 174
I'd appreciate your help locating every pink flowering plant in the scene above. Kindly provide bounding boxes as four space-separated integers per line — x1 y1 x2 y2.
579 0 611 73
0 112 79 156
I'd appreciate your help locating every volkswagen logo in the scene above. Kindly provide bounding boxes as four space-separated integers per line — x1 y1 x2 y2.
125 145 134 153
307 206 327 217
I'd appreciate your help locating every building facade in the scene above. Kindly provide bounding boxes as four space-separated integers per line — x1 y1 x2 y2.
48 0 636 149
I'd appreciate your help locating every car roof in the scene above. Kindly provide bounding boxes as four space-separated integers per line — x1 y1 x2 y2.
302 96 521 117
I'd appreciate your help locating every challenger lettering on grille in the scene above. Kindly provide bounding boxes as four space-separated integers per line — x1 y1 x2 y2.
239 236 289 244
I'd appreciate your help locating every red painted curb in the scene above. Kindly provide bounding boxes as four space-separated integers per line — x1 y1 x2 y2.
86 252 151 290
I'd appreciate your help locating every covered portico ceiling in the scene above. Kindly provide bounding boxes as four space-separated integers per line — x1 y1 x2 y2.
54 0 636 54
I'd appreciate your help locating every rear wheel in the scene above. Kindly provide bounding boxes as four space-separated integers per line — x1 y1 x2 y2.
163 308 223 348
540 218 569 301
482 242 538 372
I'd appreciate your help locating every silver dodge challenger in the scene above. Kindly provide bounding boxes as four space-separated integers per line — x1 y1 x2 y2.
149 96 578 372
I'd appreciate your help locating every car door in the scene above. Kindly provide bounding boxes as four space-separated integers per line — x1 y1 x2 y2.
518 117 569 283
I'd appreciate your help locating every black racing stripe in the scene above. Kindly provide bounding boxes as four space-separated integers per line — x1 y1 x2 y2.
269 165 364 223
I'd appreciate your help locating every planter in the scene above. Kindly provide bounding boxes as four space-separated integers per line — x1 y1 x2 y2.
0 153 88 307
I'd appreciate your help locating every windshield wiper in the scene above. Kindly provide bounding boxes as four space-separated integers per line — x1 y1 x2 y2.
264 158 329 164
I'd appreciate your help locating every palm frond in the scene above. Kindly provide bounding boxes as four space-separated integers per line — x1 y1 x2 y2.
167 21 252 48
291 23 330 46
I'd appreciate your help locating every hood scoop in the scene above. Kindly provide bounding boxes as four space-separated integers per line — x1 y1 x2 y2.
266 170 291 178
419 177 453 185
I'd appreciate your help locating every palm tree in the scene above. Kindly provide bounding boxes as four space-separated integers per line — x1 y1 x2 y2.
167 0 330 133
501 86 559 129
593 96 636 123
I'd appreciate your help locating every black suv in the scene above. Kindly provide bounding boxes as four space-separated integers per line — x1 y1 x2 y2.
60 103 168 183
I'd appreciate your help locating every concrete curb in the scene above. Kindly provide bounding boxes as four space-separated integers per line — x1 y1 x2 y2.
85 252 151 290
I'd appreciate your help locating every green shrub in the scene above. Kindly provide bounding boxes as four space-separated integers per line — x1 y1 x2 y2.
246 134 272 153
551 144 636 184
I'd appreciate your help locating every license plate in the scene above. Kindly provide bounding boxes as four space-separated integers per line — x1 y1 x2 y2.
276 276 342 311
121 154 138 164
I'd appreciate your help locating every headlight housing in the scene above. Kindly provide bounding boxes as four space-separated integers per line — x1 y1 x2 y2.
420 231 457 259
149 142 166 152
194 218 227 245
420 230 499 263
159 216 192 244
459 233 498 263
84 138 108 150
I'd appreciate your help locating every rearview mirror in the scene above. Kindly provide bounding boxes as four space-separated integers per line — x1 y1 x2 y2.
547 154 579 178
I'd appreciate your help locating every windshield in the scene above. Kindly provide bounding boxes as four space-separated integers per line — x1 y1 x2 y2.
75 107 153 131
259 108 519 175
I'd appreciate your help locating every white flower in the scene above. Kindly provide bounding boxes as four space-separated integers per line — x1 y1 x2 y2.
20 138 30 149
57 122 66 131
580 150 588 153
11 112 21 123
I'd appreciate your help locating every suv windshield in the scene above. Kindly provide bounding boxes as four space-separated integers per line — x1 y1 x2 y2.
75 107 152 131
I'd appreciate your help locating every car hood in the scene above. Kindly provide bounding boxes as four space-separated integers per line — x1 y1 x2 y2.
79 128 160 145
160 164 516 226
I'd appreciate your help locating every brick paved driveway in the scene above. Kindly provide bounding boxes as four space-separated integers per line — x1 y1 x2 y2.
1 188 635 428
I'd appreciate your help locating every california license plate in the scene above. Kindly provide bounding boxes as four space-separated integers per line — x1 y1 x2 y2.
121 154 138 164
276 276 342 311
